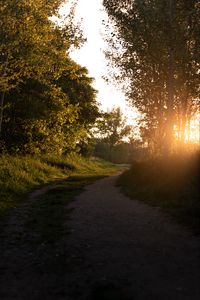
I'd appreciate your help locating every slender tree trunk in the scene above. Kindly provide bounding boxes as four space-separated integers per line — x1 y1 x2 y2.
0 54 9 137
181 114 186 143
0 91 6 136
187 116 191 142
165 0 176 155
180 89 189 144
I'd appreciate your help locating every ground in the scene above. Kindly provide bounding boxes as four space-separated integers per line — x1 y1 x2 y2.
0 174 199 299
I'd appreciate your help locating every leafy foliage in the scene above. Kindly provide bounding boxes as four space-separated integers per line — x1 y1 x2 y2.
103 0 200 155
0 0 99 154
96 108 130 144
94 107 131 161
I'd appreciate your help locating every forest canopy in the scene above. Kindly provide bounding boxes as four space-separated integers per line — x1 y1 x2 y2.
0 0 99 154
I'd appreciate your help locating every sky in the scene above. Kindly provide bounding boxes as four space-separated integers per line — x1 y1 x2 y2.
60 0 138 124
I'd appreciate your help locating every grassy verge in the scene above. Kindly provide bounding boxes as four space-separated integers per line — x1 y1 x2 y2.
0 153 120 217
118 152 200 234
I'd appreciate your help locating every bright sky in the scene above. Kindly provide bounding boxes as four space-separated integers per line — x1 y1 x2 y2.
60 0 138 124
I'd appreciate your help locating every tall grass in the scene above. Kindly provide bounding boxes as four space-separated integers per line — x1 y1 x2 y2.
118 151 200 233
0 153 117 216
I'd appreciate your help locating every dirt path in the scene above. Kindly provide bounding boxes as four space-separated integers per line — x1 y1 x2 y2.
0 174 199 299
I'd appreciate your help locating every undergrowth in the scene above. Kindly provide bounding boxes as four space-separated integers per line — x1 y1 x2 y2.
118 152 200 233
0 153 118 216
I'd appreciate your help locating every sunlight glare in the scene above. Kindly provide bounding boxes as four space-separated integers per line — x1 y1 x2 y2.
185 116 200 144
174 113 200 146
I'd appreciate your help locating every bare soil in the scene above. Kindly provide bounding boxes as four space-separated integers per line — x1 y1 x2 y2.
0 174 199 300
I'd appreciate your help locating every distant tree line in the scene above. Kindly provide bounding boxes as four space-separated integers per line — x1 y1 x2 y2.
0 0 99 154
93 107 144 163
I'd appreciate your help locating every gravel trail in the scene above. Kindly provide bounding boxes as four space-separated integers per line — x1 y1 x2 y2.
0 174 199 300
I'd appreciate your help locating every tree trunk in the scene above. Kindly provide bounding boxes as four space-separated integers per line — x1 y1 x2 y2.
0 54 9 137
0 91 5 137
187 115 191 142
165 0 176 155
181 114 186 143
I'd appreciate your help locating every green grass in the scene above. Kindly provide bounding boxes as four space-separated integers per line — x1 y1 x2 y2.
0 153 119 217
118 152 200 234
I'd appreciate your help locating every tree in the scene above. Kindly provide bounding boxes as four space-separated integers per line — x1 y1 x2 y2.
0 0 99 154
103 0 200 155
57 61 99 128
0 0 81 137
2 58 99 154
94 107 131 160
